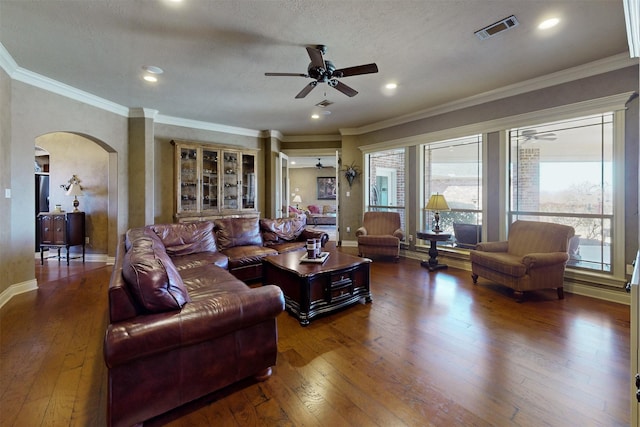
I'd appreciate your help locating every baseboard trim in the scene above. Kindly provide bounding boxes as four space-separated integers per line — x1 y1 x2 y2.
402 250 630 305
33 252 109 263
0 279 38 310
340 240 358 248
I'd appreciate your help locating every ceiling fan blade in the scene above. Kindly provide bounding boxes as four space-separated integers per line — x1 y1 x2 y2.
265 72 308 77
332 80 358 97
335 63 378 77
306 46 325 69
295 81 317 99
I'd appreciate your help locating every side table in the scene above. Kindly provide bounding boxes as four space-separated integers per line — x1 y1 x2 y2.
38 211 86 265
416 231 451 272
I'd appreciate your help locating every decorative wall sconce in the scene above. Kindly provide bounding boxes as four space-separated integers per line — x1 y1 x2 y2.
342 161 361 188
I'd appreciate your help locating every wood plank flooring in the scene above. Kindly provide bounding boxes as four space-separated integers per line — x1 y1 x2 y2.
0 247 631 426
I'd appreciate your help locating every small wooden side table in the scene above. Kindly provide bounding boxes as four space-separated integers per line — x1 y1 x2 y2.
416 231 452 272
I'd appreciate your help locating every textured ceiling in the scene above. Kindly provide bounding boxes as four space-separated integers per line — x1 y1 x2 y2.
0 0 631 136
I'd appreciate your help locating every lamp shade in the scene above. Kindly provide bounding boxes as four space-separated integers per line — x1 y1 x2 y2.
425 193 449 211
66 183 84 197
292 195 302 204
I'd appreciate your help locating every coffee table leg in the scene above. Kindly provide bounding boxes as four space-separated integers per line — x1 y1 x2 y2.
299 315 310 327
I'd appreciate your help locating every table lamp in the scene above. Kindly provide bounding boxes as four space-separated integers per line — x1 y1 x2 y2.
426 193 449 233
66 180 84 212
292 194 302 209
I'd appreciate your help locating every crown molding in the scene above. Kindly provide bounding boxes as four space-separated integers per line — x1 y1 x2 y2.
260 129 284 140
279 134 342 143
154 114 262 138
0 43 18 76
358 91 635 153
341 53 636 136
129 108 159 119
11 67 131 117
1 42 262 138
624 0 640 58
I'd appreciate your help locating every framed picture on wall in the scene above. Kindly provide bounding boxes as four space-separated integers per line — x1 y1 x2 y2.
317 177 337 200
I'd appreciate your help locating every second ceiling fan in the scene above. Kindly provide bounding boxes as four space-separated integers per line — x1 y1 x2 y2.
265 45 378 99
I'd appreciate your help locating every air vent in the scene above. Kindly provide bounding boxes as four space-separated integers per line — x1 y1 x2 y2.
315 100 334 108
475 15 519 40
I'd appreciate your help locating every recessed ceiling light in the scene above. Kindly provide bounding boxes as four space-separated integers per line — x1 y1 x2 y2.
538 18 560 30
385 83 397 89
311 114 320 119
143 75 158 83
142 65 163 74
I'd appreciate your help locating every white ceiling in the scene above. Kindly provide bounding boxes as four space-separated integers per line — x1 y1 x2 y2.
0 0 632 136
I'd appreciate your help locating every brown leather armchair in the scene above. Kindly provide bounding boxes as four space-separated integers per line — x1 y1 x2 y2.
470 220 575 302
356 211 404 261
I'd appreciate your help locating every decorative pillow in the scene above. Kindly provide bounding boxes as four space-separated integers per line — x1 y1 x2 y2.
149 221 217 256
307 204 321 214
214 217 262 251
288 205 302 214
122 236 190 313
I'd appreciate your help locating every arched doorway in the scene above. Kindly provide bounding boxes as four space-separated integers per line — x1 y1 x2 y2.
34 132 117 266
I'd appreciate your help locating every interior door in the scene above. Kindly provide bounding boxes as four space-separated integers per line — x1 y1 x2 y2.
276 153 289 218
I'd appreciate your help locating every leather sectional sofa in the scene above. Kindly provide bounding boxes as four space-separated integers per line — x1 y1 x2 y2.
214 214 329 281
104 215 327 426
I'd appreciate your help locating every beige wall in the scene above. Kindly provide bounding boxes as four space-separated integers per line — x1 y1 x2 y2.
289 167 337 209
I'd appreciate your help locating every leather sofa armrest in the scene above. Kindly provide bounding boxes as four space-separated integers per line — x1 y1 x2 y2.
104 285 284 367
300 228 329 246
522 252 570 269
476 241 508 252
355 227 367 237
393 229 405 241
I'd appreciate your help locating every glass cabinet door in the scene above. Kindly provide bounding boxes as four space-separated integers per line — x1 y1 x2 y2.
179 146 198 212
242 153 256 209
222 151 239 210
201 149 219 212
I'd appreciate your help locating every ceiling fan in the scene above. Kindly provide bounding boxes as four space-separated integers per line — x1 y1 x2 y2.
518 130 557 142
265 45 379 99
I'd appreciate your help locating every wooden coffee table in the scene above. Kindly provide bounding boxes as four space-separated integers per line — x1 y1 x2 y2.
262 250 372 326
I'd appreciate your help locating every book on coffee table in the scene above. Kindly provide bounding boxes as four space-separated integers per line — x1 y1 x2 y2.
300 252 330 264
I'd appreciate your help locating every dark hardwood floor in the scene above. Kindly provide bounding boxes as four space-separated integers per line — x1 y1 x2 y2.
0 247 631 426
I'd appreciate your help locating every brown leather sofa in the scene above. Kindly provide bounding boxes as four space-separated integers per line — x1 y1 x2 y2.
104 222 286 427
214 214 328 281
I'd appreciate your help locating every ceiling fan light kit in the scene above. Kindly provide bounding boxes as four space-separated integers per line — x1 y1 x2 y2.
265 45 379 99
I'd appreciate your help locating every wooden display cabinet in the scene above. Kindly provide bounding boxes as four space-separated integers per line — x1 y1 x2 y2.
173 140 258 222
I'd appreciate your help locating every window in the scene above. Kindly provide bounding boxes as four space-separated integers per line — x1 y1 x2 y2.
509 113 614 272
422 135 483 248
365 148 406 230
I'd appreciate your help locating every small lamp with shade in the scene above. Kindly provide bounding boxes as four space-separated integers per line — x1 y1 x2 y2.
64 175 84 212
425 193 450 233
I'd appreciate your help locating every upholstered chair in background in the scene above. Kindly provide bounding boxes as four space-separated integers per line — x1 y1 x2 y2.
470 220 575 302
356 211 404 261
